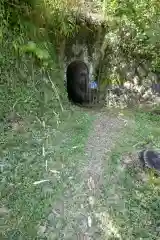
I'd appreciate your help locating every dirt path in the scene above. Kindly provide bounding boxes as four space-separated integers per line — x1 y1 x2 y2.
43 111 129 239
80 112 128 239
85 112 125 189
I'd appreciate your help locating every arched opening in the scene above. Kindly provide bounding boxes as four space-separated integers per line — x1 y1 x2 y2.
66 60 90 105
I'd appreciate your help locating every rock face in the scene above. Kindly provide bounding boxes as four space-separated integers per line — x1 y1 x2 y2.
105 82 160 109
57 11 107 104
59 10 160 107
59 12 107 89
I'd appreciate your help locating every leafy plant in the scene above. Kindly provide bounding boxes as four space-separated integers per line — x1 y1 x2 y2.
19 41 51 66
103 0 160 71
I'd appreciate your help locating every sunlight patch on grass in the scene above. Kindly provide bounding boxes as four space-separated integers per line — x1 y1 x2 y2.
95 211 122 239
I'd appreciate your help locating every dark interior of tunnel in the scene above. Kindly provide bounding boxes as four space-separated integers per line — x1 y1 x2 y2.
66 60 91 105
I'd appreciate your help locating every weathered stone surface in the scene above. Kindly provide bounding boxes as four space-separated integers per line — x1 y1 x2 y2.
137 65 148 78
61 13 159 107
146 72 158 83
105 79 160 108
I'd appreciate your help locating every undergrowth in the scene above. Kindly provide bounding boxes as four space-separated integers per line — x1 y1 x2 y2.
102 110 160 239
0 0 160 239
0 1 94 239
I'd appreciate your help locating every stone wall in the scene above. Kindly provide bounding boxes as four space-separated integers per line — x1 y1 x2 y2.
58 11 160 107
57 11 107 90
95 31 160 108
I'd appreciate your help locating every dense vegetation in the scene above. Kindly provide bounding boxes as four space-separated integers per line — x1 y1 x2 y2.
0 0 160 239
106 0 160 70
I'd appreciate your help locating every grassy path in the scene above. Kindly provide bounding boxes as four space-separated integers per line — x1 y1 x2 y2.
1 106 160 239
0 107 93 239
0 107 126 239
40 110 127 239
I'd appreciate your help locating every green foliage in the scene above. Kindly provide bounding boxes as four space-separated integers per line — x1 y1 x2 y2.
1 0 80 46
104 0 160 71
1 1 160 239
0 4 93 238
102 109 160 239
19 41 51 67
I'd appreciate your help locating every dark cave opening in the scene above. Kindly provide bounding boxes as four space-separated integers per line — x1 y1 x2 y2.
66 60 90 105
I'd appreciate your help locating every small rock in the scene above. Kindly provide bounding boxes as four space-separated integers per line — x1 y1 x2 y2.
146 72 158 83
87 176 95 191
0 207 10 216
137 85 145 94
88 196 95 207
154 96 160 104
87 216 92 227
137 66 147 78
37 224 46 236
126 69 135 81
142 89 153 101
124 81 133 89
133 76 140 85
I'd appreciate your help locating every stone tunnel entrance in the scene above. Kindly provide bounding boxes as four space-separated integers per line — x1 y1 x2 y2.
66 60 98 105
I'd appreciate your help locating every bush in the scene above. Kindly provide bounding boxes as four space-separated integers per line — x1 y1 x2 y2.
104 0 160 71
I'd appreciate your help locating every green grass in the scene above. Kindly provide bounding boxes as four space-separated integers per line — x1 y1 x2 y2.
0 83 94 239
1 2 160 239
100 110 160 239
0 19 95 239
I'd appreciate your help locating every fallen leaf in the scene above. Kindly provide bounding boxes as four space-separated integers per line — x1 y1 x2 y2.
87 216 92 227
50 169 60 174
33 180 49 185
88 196 95 207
